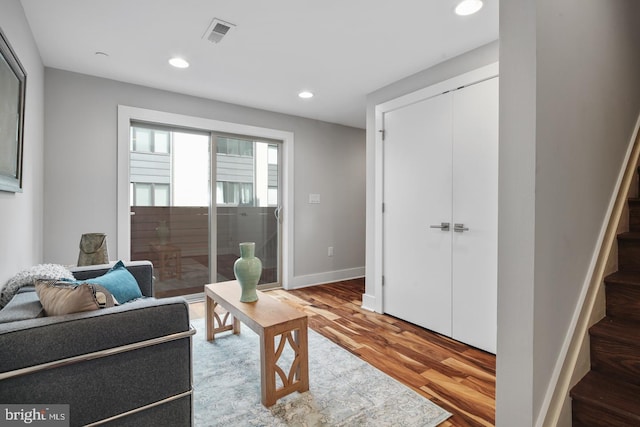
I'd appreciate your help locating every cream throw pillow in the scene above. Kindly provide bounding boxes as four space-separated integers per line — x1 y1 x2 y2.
35 279 115 316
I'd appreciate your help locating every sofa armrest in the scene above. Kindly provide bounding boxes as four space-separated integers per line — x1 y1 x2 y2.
69 260 154 297
0 296 193 426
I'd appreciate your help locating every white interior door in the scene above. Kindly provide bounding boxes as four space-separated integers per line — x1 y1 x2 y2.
383 93 453 336
451 77 499 353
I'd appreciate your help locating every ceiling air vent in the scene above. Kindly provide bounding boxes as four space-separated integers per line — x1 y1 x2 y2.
202 18 236 44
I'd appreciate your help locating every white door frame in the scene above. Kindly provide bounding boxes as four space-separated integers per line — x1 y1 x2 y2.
116 105 295 289
371 62 499 313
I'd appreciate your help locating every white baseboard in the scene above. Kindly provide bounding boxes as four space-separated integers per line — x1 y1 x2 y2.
287 267 365 290
361 294 377 312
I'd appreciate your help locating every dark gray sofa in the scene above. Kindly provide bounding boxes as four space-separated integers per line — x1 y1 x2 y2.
0 261 194 426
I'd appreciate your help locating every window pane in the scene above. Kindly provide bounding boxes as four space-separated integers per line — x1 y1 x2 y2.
268 187 278 206
217 138 227 154
134 183 152 206
240 183 253 205
228 182 237 204
268 145 278 164
228 139 240 156
155 184 170 206
240 140 253 157
216 182 224 204
129 123 211 300
154 131 170 153
215 136 282 287
172 132 210 206
134 128 151 152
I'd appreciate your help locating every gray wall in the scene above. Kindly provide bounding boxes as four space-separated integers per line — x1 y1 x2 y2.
497 0 537 424
499 0 640 426
0 1 45 286
43 69 365 284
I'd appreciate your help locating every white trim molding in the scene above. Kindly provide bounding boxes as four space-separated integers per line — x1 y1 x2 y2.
289 267 365 290
116 105 295 288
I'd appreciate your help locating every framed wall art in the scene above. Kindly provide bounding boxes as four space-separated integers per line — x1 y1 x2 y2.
0 26 26 193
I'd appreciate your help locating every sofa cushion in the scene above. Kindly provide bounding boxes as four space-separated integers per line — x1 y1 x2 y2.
70 261 154 297
71 260 143 304
36 280 115 316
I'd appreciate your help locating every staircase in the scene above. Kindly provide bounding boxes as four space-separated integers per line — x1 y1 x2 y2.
570 168 640 426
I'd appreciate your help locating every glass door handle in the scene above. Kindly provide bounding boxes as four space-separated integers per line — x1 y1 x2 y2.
430 222 450 231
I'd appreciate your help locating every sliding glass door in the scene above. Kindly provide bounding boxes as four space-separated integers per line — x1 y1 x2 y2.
129 123 211 298
213 134 281 288
129 123 282 297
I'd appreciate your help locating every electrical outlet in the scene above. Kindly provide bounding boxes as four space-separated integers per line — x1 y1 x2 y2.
328 246 334 257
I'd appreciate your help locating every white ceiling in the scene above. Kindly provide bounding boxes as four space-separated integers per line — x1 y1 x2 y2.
20 0 498 129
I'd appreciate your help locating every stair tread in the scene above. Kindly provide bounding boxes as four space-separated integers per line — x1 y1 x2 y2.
590 316 640 343
571 371 640 420
605 270 640 286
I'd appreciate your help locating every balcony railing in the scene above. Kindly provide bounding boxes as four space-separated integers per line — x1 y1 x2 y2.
131 206 278 297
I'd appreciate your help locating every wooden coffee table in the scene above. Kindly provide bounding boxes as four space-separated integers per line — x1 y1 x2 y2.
204 281 309 407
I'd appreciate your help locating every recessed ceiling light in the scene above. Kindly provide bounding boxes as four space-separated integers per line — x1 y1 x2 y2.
169 57 190 68
94 51 109 57
298 91 314 99
455 0 483 16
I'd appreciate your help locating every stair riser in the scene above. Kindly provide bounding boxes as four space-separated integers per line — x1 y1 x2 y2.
616 239 640 271
591 336 640 385
629 203 640 232
605 283 640 322
573 400 640 427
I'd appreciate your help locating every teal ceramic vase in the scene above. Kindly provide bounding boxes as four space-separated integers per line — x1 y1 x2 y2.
233 242 262 302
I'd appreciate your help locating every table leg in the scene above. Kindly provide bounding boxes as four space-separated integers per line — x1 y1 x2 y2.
295 320 310 393
260 320 309 407
261 328 277 407
233 316 241 335
206 294 241 341
205 294 215 341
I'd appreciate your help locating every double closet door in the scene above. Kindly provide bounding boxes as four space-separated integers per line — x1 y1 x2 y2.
382 77 498 353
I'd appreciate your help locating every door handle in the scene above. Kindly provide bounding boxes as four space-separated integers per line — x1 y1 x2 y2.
454 223 469 232
430 222 450 231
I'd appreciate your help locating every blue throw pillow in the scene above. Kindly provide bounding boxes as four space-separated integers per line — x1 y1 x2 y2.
75 261 142 304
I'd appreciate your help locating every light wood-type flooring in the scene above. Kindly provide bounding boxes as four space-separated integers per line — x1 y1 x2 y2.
189 278 495 426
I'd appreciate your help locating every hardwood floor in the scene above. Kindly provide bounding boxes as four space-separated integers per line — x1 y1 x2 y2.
189 278 495 426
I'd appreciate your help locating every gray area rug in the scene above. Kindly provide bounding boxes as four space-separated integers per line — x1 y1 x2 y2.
191 318 452 426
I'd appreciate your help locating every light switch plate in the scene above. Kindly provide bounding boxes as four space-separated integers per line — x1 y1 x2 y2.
309 193 321 204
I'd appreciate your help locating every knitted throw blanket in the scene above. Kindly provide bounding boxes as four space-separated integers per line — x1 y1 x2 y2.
0 264 75 309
